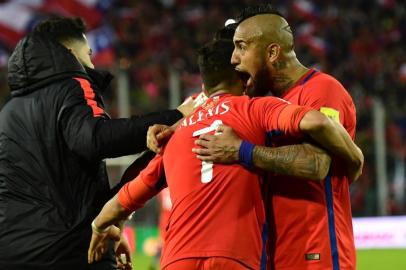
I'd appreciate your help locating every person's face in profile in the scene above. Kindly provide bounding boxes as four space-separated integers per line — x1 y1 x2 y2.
231 23 270 97
69 34 94 69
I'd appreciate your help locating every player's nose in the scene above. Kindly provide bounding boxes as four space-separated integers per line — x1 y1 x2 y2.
231 49 240 65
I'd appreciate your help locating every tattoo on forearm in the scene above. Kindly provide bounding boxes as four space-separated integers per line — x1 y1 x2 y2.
253 143 331 180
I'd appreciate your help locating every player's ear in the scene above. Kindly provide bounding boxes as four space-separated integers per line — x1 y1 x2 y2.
266 43 281 64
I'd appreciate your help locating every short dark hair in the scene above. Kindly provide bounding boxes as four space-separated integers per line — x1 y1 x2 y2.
33 17 86 44
197 39 236 91
213 23 237 41
236 4 284 24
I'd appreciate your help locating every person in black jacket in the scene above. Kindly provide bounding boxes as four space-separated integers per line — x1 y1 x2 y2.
0 17 190 270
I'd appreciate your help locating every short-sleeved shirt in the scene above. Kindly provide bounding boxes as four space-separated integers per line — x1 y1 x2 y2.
265 69 357 270
119 94 312 270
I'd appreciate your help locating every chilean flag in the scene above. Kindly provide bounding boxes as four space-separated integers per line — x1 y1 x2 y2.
0 2 41 48
292 0 320 20
0 0 114 48
295 23 328 56
11 0 45 7
41 0 114 29
87 26 115 67
296 22 316 38
303 36 328 56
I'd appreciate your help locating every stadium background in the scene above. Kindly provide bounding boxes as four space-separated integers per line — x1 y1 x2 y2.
0 0 405 269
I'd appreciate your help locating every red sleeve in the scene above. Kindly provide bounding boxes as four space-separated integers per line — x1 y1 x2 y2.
249 97 313 136
138 154 167 190
117 154 167 211
300 75 356 137
301 76 346 111
277 104 314 135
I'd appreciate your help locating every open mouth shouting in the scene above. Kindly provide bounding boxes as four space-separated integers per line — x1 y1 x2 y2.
236 69 254 96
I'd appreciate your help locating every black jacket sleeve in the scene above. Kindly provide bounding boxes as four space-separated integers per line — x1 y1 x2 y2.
59 80 183 162
110 150 156 195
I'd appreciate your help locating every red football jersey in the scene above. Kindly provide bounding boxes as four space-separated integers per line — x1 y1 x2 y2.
158 188 172 239
119 93 312 270
266 69 357 270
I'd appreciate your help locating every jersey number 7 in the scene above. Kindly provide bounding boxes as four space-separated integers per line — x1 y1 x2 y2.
192 120 223 184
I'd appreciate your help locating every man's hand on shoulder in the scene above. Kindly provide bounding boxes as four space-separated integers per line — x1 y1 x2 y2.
147 124 174 153
193 124 242 163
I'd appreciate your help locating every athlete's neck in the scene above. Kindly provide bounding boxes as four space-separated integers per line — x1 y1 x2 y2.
207 82 244 98
271 58 309 97
209 90 229 98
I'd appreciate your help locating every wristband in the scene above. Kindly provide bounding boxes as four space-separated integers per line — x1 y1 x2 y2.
239 140 255 168
91 219 110 234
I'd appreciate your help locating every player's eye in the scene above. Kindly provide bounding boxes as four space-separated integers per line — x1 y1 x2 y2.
89 48 93 56
238 43 246 51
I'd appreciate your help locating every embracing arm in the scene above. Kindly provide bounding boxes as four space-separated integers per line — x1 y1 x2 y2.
193 101 361 181
193 125 331 180
253 143 331 180
299 110 363 180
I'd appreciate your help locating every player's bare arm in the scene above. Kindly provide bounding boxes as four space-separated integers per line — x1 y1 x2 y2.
193 124 331 180
88 195 131 264
299 110 364 181
113 221 133 270
253 143 331 180
89 175 159 266
89 219 132 269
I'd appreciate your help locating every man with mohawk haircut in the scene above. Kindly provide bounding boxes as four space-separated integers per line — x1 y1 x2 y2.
194 4 361 270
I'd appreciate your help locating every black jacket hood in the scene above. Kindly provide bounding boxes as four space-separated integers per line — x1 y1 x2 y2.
7 33 88 97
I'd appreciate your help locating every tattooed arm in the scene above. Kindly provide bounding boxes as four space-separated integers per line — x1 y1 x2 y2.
193 125 331 181
252 143 331 180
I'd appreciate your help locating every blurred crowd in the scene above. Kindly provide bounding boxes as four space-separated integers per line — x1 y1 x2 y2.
0 0 405 216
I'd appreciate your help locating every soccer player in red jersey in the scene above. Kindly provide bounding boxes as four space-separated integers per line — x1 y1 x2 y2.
88 39 362 270
193 5 362 270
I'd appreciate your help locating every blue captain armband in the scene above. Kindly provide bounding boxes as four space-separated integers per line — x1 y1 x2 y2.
239 140 255 168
